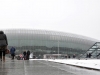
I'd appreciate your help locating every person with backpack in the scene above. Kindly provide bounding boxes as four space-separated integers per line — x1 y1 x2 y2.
0 31 8 62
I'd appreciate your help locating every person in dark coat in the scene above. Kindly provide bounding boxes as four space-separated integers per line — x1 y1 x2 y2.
88 53 92 58
23 51 27 60
0 31 8 62
26 50 30 60
10 47 16 60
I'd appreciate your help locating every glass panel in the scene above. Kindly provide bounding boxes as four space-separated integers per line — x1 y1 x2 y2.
92 45 98 48
89 49 95 51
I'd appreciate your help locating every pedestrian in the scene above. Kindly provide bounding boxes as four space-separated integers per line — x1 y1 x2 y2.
86 53 89 58
73 54 76 58
10 47 16 60
89 53 91 58
68 55 70 58
0 31 8 62
26 50 30 60
23 51 27 60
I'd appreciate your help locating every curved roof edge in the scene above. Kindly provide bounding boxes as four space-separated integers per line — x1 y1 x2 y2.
2 28 100 42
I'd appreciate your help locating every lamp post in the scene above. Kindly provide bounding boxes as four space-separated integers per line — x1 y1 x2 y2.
58 40 59 59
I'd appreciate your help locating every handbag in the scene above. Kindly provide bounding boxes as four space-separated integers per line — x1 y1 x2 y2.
5 49 10 54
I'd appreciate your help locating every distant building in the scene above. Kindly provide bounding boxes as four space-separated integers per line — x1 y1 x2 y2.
2 29 98 58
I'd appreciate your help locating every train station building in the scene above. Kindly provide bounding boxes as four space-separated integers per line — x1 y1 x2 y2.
3 29 99 58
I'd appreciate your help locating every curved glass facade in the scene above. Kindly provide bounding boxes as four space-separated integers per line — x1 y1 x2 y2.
3 29 98 58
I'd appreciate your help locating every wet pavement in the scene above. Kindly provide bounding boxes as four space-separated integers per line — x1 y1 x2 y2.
0 58 100 75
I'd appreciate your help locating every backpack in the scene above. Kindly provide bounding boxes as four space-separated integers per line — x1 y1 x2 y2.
0 34 7 46
0 34 7 51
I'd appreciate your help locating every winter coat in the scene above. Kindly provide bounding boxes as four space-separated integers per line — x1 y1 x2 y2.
10 47 16 54
0 31 8 46
27 51 30 55
23 51 27 56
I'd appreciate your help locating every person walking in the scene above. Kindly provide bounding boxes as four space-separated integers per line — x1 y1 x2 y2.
26 50 30 60
10 47 16 60
23 51 27 60
0 31 8 62
89 53 92 58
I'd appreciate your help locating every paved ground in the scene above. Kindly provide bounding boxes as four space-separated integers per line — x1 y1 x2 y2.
0 58 100 75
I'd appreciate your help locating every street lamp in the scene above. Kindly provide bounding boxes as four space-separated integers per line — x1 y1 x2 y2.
58 40 59 59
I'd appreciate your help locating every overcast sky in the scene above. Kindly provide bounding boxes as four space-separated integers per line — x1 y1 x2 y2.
0 0 100 40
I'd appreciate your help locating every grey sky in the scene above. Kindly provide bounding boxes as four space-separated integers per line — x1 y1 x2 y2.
0 0 100 40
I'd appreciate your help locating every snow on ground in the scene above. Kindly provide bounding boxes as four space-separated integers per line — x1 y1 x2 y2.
30 59 100 70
